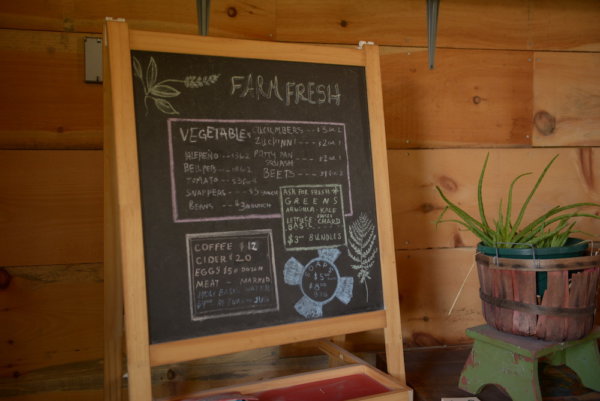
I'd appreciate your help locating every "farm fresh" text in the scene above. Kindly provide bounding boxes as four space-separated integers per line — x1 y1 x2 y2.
230 74 341 106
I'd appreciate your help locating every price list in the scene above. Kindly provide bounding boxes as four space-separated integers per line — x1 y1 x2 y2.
279 184 346 250
168 119 352 222
186 230 279 321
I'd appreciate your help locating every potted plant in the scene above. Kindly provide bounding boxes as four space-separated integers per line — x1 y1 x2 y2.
436 154 600 341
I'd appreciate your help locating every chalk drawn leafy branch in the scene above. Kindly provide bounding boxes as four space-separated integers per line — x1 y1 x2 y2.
132 56 220 115
348 213 378 302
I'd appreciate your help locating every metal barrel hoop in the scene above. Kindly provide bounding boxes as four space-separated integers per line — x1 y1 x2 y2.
492 241 539 268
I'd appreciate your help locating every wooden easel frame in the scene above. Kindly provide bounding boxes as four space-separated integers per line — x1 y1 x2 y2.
104 20 410 401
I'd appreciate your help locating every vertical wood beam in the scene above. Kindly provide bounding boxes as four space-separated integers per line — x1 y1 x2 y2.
103 23 124 401
104 20 153 401
364 44 406 382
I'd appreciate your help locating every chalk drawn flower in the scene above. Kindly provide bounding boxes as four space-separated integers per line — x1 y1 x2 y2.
348 213 377 302
132 56 220 115
284 248 353 319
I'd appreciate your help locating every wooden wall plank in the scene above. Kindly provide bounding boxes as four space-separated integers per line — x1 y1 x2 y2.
2 1 598 51
275 0 531 50
0 30 102 149
388 148 600 250
0 390 103 401
530 0 600 51
209 0 276 40
275 0 426 47
396 248 484 347
0 150 103 266
380 47 532 148
0 360 105 399
275 0 599 51
0 1 70 32
434 0 530 51
0 0 197 34
0 264 103 378
0 4 597 395
532 52 600 146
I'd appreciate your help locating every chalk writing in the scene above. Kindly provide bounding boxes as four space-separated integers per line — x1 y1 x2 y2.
168 119 353 222
129 50 385 342
187 230 279 321
284 248 353 319
230 74 341 106
279 184 347 250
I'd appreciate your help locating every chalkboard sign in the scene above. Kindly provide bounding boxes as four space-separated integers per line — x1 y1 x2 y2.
105 23 409 401
130 50 385 344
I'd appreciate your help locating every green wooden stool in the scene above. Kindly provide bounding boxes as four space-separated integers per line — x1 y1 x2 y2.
459 325 600 401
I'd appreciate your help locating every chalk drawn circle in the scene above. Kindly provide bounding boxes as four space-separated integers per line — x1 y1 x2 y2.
300 258 340 304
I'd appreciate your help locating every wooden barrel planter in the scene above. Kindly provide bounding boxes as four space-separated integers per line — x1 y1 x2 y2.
476 252 600 342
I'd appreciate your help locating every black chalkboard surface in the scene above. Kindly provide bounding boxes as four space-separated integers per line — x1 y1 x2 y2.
130 50 384 344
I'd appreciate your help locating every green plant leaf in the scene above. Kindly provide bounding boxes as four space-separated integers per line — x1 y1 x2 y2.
477 153 491 235
435 186 497 245
505 172 531 234
569 230 600 241
435 206 449 225
436 218 494 245
513 205 561 243
515 205 600 244
537 212 600 233
435 187 487 230
528 218 572 247
434 152 600 249
494 201 505 244
518 222 547 245
510 154 559 238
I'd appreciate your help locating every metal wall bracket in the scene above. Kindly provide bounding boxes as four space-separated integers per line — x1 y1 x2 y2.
197 0 211 36
427 0 440 69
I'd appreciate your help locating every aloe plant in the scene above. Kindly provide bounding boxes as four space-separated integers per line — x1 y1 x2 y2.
435 154 600 248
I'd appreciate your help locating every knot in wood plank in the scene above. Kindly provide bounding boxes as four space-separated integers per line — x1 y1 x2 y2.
0 268 11 290
533 110 556 136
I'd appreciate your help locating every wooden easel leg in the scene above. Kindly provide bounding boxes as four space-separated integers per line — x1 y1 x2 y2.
104 39 124 400
104 21 154 401
104 327 124 401
327 335 347 368
103 243 124 401
104 158 124 400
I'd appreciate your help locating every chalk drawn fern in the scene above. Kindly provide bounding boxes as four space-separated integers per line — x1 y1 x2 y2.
132 56 220 115
348 213 378 302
